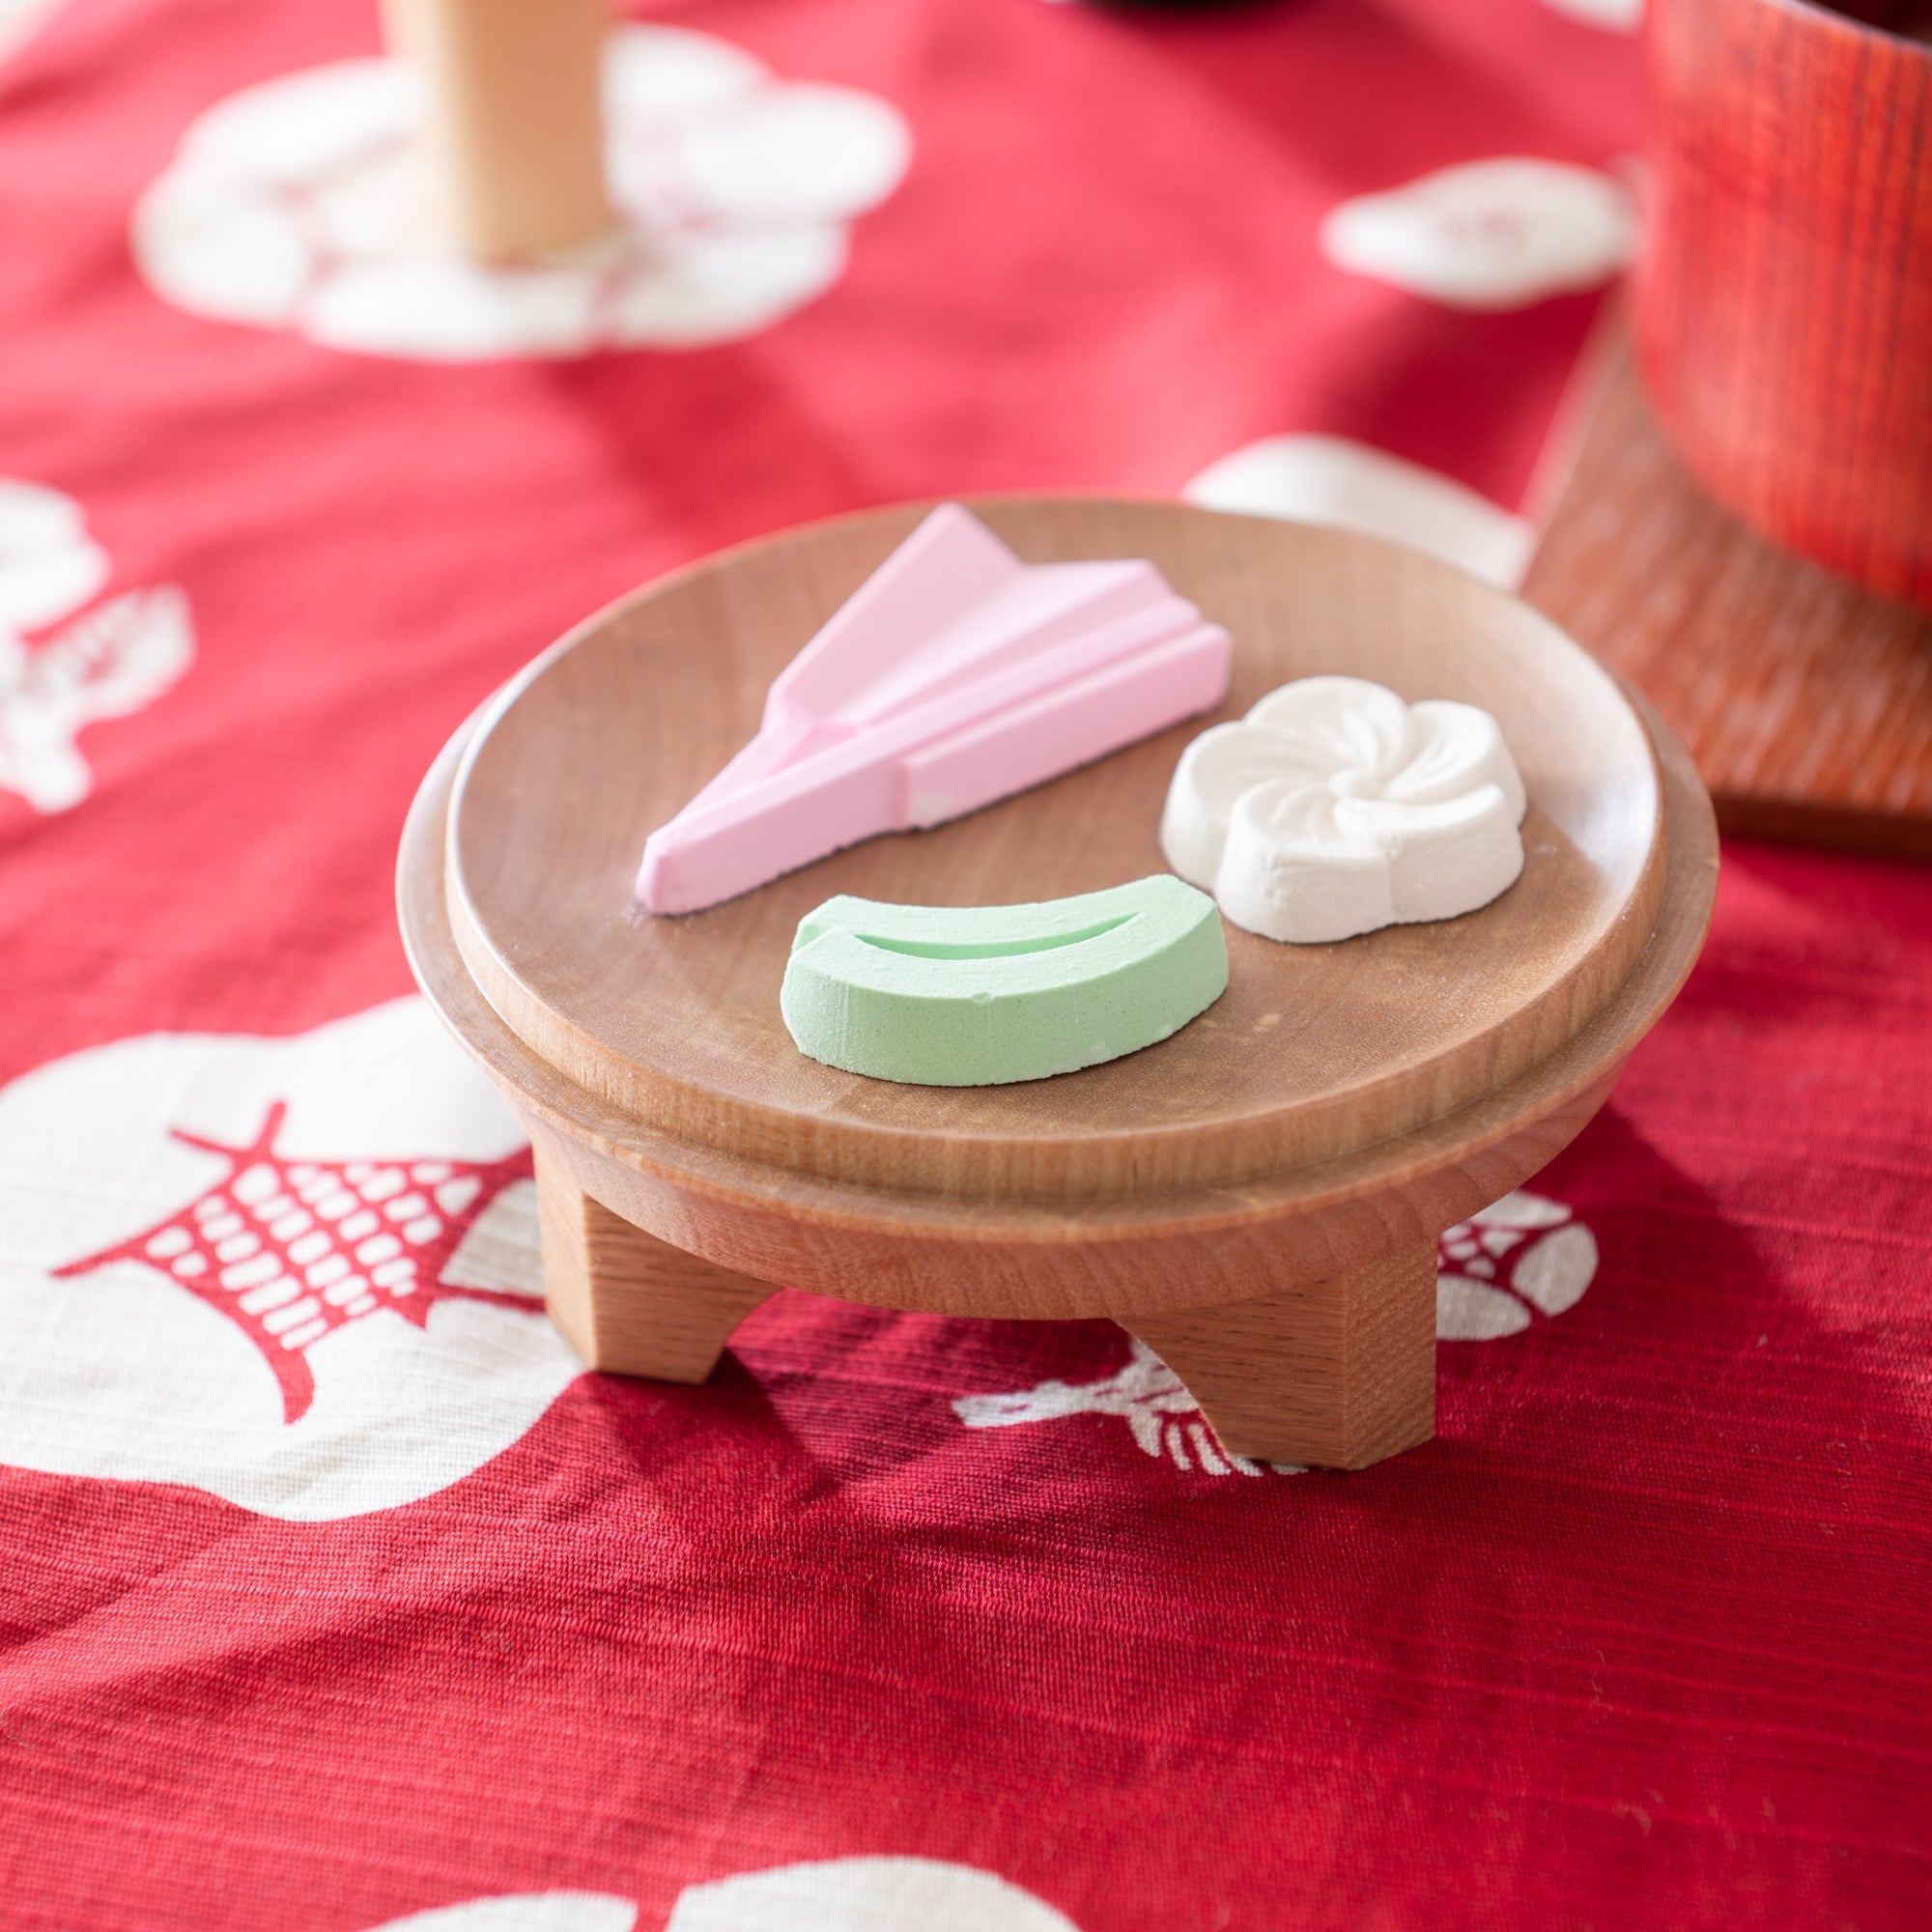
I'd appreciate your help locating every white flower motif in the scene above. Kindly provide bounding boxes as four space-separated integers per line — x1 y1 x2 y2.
955 1339 1306 1477
669 1859 1081 1931
0 479 107 632
361 1862 1082 1932
1435 1188 1599 1339
0 478 193 813
1539 0 1642 29
0 0 62 67
364 1898 637 1932
1321 157 1634 310
131 24 910 361
955 1188 1597 1473
1161 675 1526 944
1184 435 1535 591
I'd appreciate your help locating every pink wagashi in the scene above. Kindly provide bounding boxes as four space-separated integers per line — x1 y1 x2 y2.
637 504 1233 913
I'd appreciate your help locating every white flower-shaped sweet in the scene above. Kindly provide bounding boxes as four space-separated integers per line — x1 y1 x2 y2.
131 24 911 361
1161 675 1527 944
1320 157 1634 310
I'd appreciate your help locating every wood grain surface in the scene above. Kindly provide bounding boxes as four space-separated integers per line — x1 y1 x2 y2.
1126 1240 1437 1468
1525 325 1932 856
402 585 1714 1464
1635 0 1932 606
399 621 1717 1321
445 499 1666 1203
533 1132 774 1381
398 677 1708 1461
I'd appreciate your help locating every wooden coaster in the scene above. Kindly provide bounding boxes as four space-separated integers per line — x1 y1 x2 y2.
407 498 1718 1469
1523 325 1932 858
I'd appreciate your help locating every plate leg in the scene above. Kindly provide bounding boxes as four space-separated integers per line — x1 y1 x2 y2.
534 1145 774 1382
1125 1240 1437 1470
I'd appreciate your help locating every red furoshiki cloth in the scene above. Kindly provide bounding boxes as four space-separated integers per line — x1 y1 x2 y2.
1 2 1928 1928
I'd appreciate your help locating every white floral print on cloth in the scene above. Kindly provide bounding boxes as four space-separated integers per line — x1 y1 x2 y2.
363 1861 1081 1932
0 0 61 67
1184 435 1535 590
364 1897 638 1932
670 1859 1080 1932
956 1339 1310 1479
132 24 912 361
1541 0 1642 30
0 479 192 813
1435 1187 1598 1339
955 1188 1599 1476
0 998 582 1520
1320 157 1634 310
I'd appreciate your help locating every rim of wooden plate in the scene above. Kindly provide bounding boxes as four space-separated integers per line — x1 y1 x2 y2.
442 497 1670 1204
400 695 1715 1281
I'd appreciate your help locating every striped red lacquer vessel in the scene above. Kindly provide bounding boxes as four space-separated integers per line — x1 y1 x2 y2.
1635 0 1932 610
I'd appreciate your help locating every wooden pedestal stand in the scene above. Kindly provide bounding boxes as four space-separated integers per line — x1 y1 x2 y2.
1524 325 1932 859
384 0 613 257
400 499 1717 1470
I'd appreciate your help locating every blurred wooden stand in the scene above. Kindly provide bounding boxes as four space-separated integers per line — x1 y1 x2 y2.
384 0 613 257
1523 322 1932 860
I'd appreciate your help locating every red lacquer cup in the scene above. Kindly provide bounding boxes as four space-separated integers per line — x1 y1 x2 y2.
1634 0 1932 609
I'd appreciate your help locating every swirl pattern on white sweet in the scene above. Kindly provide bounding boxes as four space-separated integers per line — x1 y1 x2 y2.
1161 676 1526 943
131 25 912 360
1320 158 1634 310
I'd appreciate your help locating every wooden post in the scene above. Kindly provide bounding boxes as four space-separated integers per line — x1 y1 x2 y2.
533 1143 774 1382
1126 1242 1437 1470
384 0 614 258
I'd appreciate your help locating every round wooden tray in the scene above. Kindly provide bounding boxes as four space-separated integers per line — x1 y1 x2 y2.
443 498 1668 1203
405 497 1717 1469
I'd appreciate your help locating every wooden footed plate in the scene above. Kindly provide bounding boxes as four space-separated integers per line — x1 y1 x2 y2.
403 497 1718 1470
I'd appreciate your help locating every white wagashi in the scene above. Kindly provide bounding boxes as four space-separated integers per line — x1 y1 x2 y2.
1160 674 1526 944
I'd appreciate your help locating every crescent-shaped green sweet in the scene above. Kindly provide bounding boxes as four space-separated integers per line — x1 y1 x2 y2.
781 874 1229 1086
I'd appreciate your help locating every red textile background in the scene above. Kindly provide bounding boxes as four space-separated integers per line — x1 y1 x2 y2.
2 2 1928 1929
